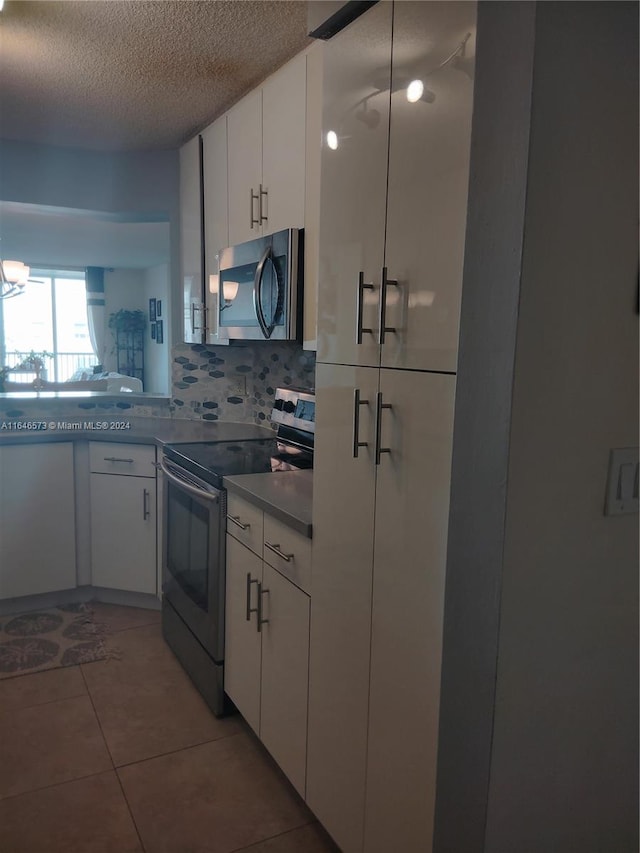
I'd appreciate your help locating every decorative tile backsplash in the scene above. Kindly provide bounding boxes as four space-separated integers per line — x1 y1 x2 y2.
0 395 171 421
0 342 316 426
171 342 316 425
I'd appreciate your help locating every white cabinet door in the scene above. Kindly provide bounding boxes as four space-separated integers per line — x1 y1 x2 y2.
364 370 456 853
90 474 156 594
202 115 229 344
316 1 392 368
227 89 263 245
0 443 76 600
224 534 262 733
180 135 204 343
260 563 310 797
262 52 306 235
382 2 476 373
307 363 379 853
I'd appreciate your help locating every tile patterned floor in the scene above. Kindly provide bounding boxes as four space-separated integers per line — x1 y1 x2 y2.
0 603 339 853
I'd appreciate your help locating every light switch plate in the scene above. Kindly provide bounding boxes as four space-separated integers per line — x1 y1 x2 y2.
605 447 639 515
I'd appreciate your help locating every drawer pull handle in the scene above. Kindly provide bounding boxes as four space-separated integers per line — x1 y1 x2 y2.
103 456 134 463
227 515 250 531
265 541 293 562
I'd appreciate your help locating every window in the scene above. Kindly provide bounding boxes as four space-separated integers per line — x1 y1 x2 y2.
0 269 98 382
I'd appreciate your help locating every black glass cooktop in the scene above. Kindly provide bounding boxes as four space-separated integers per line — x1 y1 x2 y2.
164 439 312 488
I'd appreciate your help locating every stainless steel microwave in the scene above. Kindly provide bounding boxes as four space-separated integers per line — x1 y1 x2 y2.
206 228 302 343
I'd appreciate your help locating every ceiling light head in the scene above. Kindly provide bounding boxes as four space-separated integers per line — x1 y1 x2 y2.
0 259 29 299
3 260 29 284
326 130 339 151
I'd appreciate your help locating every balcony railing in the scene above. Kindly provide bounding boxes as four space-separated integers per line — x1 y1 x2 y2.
4 351 99 383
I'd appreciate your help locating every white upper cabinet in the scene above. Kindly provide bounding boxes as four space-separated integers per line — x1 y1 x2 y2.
316 0 392 368
227 88 263 246
316 1 476 372
382 2 476 372
202 115 229 343
262 52 307 236
180 136 204 343
227 54 307 246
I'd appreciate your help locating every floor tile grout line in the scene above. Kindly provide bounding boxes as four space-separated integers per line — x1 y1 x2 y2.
0 687 87 713
113 729 244 772
113 766 148 853
79 664 147 853
227 819 319 853
78 665 116 770
0 768 114 805
0 686 94 722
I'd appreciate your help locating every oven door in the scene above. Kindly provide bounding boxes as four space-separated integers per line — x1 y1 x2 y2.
161 457 225 661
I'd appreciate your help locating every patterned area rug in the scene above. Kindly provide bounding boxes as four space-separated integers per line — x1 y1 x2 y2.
0 603 114 679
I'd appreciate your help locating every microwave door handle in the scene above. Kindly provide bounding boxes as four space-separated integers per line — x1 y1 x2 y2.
253 245 273 339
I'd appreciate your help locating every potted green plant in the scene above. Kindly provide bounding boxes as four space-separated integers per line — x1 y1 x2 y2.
108 309 146 333
14 350 53 387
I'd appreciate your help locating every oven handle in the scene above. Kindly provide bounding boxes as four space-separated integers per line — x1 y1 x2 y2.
159 457 219 503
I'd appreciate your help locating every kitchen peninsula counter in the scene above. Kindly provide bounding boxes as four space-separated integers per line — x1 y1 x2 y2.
0 415 274 447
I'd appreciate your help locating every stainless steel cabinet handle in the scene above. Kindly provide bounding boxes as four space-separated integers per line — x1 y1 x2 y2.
257 582 269 632
246 573 259 622
250 187 260 229
227 515 250 531
191 302 204 332
378 266 398 345
352 388 369 458
374 391 392 465
259 184 268 224
103 456 134 463
143 488 150 520
264 541 293 563
356 271 375 345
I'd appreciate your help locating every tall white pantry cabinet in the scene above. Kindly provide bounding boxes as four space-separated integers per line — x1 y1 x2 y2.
307 3 477 853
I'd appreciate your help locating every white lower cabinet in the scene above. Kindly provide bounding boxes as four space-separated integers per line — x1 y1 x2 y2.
224 535 262 732
0 442 77 599
224 498 310 797
307 364 456 853
89 443 157 594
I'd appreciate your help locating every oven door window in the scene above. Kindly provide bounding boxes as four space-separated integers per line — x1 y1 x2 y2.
166 482 210 612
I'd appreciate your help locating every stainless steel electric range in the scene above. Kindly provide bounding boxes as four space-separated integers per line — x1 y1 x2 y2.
160 387 315 716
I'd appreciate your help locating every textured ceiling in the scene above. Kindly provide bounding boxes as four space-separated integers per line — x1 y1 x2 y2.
0 0 311 151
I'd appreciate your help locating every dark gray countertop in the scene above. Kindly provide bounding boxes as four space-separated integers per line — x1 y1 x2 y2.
224 470 313 538
0 416 274 446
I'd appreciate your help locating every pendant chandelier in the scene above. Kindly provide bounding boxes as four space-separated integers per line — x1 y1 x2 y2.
0 259 29 299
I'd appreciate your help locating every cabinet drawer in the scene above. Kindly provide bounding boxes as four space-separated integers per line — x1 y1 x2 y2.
263 514 311 594
89 442 156 477
227 493 264 557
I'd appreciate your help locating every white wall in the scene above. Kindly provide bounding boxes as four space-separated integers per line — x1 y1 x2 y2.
485 3 638 851
0 139 181 349
143 264 170 394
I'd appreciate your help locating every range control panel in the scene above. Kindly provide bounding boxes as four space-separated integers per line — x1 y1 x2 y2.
271 387 315 433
